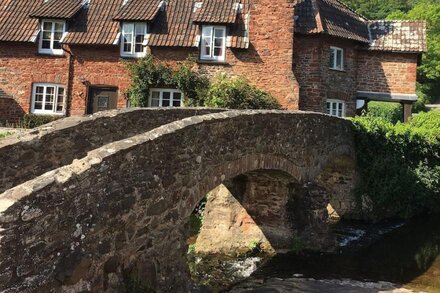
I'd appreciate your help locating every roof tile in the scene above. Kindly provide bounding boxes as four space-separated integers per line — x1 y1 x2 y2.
0 0 42 42
113 0 162 21
30 0 83 19
192 0 239 24
368 20 427 53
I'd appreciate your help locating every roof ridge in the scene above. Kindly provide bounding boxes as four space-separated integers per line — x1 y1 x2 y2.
368 19 427 23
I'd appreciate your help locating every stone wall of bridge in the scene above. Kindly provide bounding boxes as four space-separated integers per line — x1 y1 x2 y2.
0 107 225 193
0 110 358 292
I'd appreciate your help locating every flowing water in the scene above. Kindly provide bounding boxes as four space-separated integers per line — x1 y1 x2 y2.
189 215 440 292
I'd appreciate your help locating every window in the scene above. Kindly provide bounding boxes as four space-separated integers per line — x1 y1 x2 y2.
149 89 183 107
121 23 147 57
330 47 344 71
31 83 65 115
39 20 66 55
326 99 345 117
200 26 226 62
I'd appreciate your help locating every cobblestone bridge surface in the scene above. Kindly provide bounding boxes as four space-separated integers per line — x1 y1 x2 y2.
0 109 359 292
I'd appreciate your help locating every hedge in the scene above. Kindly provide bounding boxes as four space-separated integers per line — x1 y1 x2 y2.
351 112 440 218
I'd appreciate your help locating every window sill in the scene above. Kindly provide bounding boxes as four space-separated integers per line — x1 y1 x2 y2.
197 60 229 65
36 52 65 58
329 68 346 73
120 55 146 60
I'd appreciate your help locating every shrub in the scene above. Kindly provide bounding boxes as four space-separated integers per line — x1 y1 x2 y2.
366 101 403 124
18 114 60 129
350 115 440 218
410 110 440 129
126 55 209 107
0 132 11 139
205 75 281 110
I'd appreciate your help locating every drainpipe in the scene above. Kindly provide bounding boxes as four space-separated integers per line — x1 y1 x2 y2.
62 46 75 117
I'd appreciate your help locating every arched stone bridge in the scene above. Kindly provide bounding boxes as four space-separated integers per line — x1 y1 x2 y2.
0 109 359 292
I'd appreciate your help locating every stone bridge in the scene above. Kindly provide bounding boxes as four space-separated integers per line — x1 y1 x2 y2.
0 109 359 292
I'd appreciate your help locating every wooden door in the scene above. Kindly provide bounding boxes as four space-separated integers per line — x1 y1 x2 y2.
88 87 118 114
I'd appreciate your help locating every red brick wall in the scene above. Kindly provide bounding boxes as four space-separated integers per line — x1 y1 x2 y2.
0 42 69 122
357 51 418 94
154 0 300 109
294 35 358 116
69 45 131 116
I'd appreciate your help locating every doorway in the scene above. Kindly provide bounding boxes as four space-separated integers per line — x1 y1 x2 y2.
87 86 118 114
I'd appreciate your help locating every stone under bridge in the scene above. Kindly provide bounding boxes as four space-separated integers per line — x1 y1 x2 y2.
0 109 359 292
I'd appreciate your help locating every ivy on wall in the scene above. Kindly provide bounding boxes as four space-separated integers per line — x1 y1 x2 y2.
125 56 281 110
125 56 209 107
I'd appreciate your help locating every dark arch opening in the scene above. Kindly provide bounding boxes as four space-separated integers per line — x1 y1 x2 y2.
184 169 336 291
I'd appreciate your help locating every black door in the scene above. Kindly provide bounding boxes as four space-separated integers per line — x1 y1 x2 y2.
87 86 118 114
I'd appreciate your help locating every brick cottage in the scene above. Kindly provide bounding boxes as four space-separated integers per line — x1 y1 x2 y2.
0 0 426 124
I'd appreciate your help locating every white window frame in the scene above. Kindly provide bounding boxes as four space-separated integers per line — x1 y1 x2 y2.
121 22 148 58
148 88 184 107
200 25 226 62
38 19 66 56
330 46 344 71
31 83 66 115
326 99 345 117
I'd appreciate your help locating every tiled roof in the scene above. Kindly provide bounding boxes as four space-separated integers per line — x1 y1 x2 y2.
295 0 369 43
192 0 239 24
63 0 124 45
113 0 162 21
294 0 425 52
368 20 427 53
0 0 42 42
147 0 249 48
319 0 369 43
30 0 84 19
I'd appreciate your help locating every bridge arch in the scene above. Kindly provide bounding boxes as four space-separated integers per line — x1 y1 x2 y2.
0 110 357 292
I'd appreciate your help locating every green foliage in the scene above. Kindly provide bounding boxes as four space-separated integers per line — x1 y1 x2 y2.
350 115 440 218
187 244 196 255
205 75 281 110
410 110 440 129
343 0 412 19
0 132 11 139
12 114 60 129
126 55 209 107
248 241 262 255
366 101 403 124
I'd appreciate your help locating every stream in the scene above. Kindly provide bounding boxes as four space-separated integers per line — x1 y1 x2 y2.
189 215 440 292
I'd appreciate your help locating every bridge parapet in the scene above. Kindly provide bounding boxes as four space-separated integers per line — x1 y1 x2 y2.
0 110 358 292
0 108 225 193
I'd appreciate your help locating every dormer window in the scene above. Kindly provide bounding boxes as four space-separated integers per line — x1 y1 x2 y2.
39 20 66 55
121 22 147 58
200 25 226 62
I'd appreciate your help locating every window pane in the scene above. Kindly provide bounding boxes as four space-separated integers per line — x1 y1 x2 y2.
135 44 143 53
135 35 144 44
162 91 170 107
173 92 182 107
332 105 337 116
124 23 134 34
54 22 64 32
336 50 342 69
213 47 222 57
34 86 44 110
214 37 223 47
135 24 146 35
43 22 52 31
151 91 160 107
54 31 63 41
44 87 55 111
338 103 343 117
42 31 51 40
123 42 132 53
214 28 224 38
53 41 62 49
326 102 331 114
57 87 64 112
330 49 335 68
